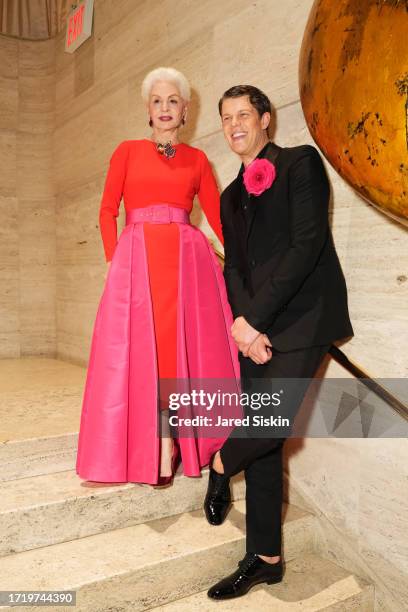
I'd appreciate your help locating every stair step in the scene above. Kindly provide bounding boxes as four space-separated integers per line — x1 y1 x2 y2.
150 553 374 611
0 501 316 611
0 467 245 556
0 433 78 482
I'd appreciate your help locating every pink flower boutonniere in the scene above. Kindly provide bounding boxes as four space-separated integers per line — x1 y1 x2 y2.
243 158 276 196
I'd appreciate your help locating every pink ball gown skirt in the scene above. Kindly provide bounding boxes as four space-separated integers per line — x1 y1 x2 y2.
76 204 240 484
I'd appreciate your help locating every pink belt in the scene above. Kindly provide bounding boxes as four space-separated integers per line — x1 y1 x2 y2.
126 204 190 225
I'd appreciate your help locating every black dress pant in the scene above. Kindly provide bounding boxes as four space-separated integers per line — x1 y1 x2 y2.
219 343 331 556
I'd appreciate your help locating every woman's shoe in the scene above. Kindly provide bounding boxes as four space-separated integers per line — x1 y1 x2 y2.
154 440 179 488
154 474 173 488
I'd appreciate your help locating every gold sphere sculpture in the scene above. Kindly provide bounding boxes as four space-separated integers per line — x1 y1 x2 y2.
299 0 408 226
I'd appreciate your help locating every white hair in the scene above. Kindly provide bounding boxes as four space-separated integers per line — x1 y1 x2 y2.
141 67 191 103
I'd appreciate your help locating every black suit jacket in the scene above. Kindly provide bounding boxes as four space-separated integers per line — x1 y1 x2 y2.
220 141 354 352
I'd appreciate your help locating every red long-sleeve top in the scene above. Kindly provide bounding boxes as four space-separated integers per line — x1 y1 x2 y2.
99 139 224 262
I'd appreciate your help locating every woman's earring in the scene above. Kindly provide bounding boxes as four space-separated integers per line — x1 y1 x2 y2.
149 118 153 127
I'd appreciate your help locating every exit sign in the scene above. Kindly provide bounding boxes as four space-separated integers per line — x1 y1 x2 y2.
65 0 94 53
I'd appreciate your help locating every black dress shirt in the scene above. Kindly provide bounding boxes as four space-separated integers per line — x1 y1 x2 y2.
238 142 271 225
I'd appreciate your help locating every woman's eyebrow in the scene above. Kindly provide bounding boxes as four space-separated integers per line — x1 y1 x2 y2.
151 93 181 98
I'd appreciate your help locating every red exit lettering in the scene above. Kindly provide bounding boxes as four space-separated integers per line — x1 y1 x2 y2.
67 4 85 47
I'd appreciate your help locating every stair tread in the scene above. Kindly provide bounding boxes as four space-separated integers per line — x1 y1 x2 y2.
1 469 146 513
151 553 373 611
0 500 313 591
1 464 244 513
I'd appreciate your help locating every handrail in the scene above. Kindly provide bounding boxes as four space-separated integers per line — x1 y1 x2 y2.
328 346 408 422
212 245 408 423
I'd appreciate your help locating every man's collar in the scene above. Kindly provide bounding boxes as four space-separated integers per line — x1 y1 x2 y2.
237 140 276 178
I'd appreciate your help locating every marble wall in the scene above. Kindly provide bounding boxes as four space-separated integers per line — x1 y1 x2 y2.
285 436 408 612
0 35 56 358
0 36 19 357
0 1 407 609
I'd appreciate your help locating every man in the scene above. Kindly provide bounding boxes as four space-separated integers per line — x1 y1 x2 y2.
204 85 353 600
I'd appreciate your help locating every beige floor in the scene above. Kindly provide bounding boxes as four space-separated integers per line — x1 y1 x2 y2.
0 357 86 443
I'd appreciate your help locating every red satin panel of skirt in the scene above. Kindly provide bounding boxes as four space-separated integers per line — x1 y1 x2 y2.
143 223 179 385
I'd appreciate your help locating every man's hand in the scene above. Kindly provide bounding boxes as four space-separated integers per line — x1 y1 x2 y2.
248 334 273 365
231 316 261 356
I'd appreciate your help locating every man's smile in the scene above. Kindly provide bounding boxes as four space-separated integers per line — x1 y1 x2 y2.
232 131 247 140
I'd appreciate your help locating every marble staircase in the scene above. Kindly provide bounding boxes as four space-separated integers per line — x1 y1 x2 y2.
0 359 375 610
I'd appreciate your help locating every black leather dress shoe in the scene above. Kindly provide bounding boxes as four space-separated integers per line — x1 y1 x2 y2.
207 552 283 600
204 467 231 525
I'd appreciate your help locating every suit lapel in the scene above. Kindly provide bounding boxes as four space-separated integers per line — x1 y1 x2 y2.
230 176 247 241
244 141 282 243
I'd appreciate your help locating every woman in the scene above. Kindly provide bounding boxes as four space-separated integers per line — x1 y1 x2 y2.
76 67 240 486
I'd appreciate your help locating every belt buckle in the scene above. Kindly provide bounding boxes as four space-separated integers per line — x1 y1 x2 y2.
145 206 157 223
144 207 156 223
156 204 171 224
